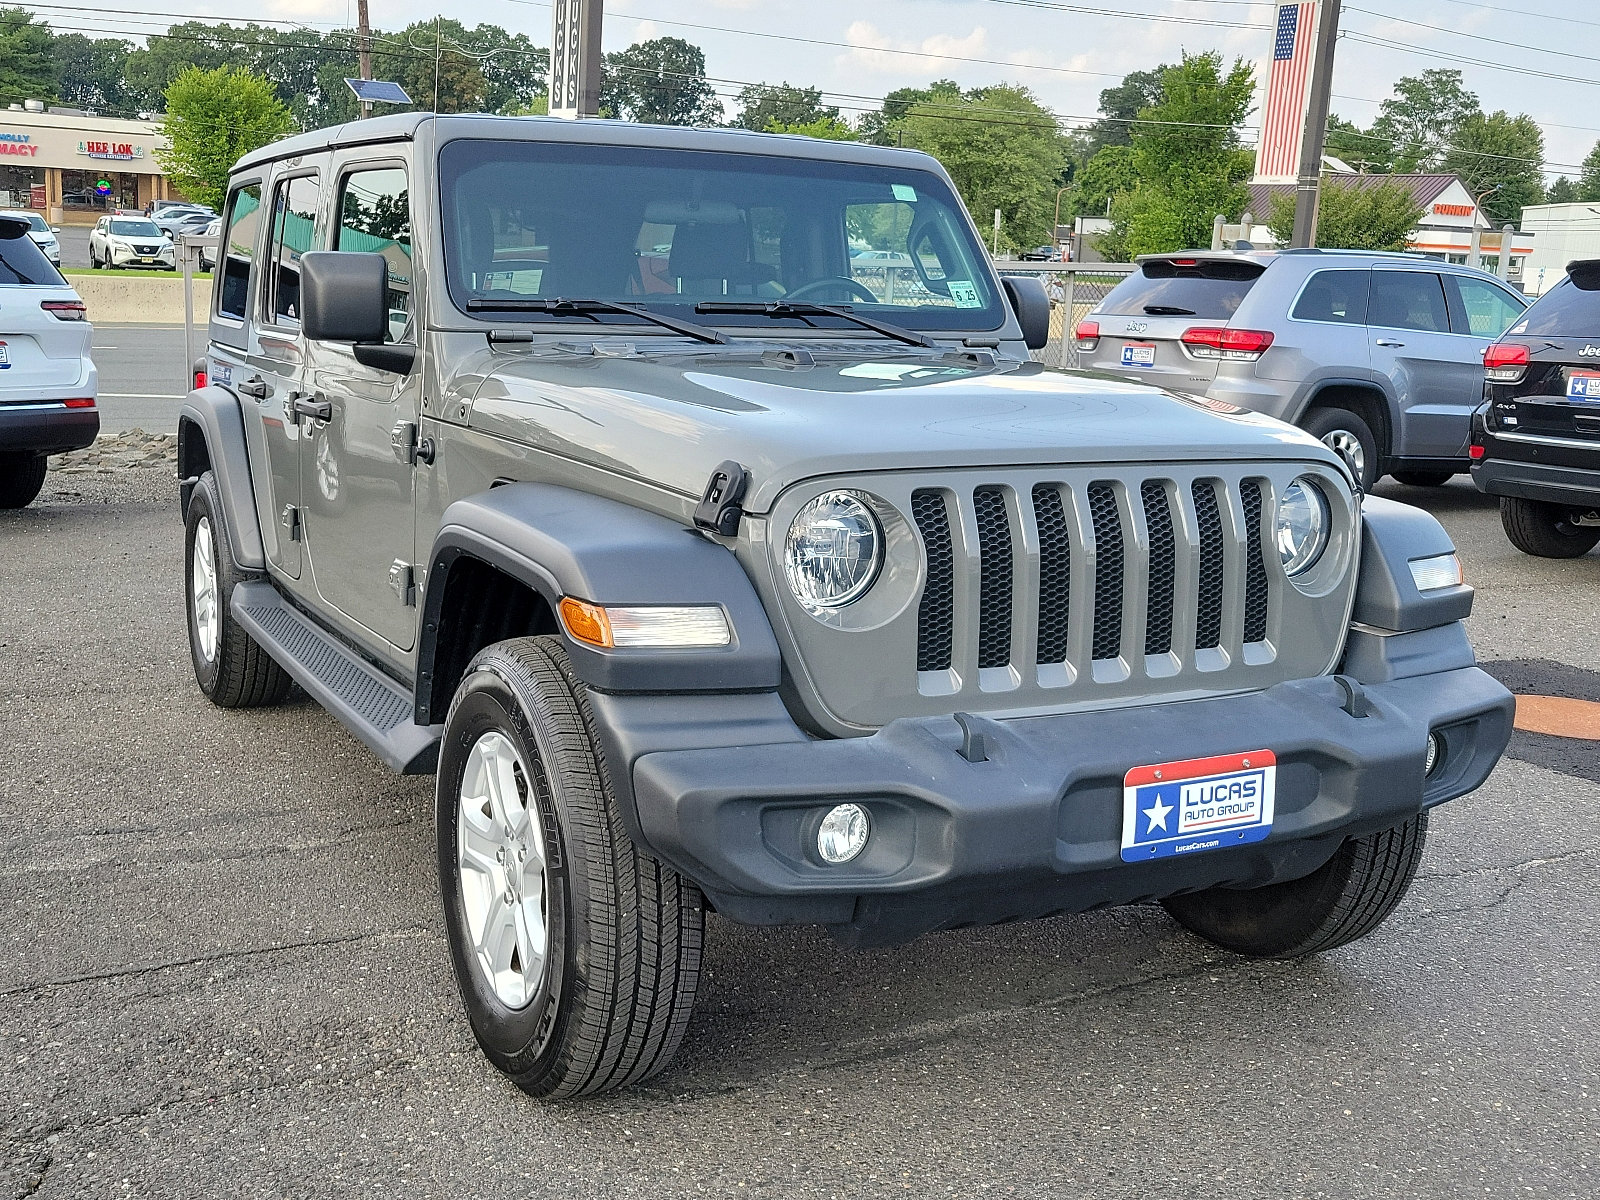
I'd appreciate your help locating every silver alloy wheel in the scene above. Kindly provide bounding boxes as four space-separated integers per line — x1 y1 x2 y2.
1320 428 1366 483
456 730 549 1010
191 515 220 663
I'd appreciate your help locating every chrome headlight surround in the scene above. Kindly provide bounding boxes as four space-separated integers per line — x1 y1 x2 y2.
1275 476 1330 577
783 490 883 615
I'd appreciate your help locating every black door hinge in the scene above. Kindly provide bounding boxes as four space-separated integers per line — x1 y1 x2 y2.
694 460 751 536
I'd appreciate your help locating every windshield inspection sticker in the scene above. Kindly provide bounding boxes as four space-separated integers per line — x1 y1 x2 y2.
947 280 983 308
1121 750 1276 862
891 183 918 203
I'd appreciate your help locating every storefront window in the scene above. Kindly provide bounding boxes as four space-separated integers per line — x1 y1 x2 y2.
59 169 141 212
0 163 44 210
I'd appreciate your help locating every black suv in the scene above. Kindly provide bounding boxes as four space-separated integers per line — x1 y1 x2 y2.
1471 259 1600 557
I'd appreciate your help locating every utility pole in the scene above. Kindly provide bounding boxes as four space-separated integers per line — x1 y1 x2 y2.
434 16 442 113
1289 0 1342 248
356 0 373 119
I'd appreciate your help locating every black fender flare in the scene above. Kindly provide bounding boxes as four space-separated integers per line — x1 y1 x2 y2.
1353 495 1473 631
1292 376 1401 447
416 483 783 721
177 385 265 571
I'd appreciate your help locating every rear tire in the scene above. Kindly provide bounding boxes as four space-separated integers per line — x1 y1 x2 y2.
1162 813 1428 958
1391 470 1454 488
438 635 704 1099
1500 496 1600 558
184 470 294 707
0 452 48 508
1302 406 1382 490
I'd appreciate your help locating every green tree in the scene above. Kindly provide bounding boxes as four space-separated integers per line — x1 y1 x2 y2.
764 115 856 141
1080 65 1169 157
1369 69 1481 172
1442 110 1545 224
601 38 720 125
1547 176 1578 204
733 82 837 131
1112 53 1255 258
857 79 962 145
124 22 232 106
379 19 489 114
896 84 1070 252
1062 143 1137 220
0 8 58 107
157 66 295 209
1577 142 1600 202
1323 114 1391 173
1265 181 1422 250
52 33 135 113
433 22 546 114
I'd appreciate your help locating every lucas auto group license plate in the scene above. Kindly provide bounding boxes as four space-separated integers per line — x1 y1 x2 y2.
0 341 9 368
1120 342 1156 367
1121 750 1276 862
1566 369 1600 401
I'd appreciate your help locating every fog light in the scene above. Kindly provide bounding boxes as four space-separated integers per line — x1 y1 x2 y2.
1424 732 1442 777
817 803 870 864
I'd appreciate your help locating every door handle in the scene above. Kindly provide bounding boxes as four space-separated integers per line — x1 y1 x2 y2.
293 394 333 422
1374 338 1405 348
237 375 272 399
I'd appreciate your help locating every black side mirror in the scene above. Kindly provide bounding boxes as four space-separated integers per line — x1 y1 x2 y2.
300 251 415 374
1002 275 1051 351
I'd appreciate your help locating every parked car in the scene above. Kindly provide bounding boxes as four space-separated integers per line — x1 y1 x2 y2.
197 216 222 272
152 205 216 239
1470 258 1600 557
0 210 61 266
178 113 1512 1099
88 215 176 270
1020 244 1061 262
0 215 97 508
1075 250 1529 490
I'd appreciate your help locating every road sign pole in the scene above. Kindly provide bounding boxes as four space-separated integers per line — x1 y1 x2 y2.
1289 0 1342 249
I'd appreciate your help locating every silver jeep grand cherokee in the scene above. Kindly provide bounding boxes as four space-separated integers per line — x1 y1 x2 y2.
1076 250 1528 490
177 114 1513 1099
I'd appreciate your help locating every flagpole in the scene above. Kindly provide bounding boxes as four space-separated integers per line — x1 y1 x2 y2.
1289 0 1342 248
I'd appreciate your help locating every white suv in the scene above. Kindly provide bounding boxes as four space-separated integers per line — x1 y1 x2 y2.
0 210 62 266
89 214 175 271
0 216 97 508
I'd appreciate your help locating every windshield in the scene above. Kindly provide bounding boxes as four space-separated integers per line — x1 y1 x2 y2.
110 219 162 237
1505 277 1600 338
438 139 1004 334
5 213 49 232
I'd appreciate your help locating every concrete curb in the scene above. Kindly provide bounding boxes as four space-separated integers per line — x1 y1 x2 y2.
68 274 212 325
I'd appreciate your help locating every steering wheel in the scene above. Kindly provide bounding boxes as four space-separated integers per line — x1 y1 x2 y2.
783 276 879 304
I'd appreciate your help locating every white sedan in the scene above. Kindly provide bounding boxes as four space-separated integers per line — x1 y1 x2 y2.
88 215 176 271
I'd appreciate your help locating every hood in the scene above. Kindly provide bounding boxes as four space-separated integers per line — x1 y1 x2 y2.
463 342 1340 512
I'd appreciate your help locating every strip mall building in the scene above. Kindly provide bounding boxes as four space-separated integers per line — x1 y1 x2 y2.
0 104 183 223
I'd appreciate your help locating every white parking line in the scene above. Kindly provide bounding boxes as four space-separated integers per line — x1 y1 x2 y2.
100 392 184 399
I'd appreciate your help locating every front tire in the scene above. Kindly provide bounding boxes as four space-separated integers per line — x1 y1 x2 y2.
0 452 48 508
1302 406 1382 491
184 470 294 707
1162 814 1428 958
1499 496 1600 558
438 636 703 1099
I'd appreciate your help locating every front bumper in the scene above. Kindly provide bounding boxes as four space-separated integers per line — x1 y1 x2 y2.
618 664 1511 946
109 245 174 268
0 400 98 454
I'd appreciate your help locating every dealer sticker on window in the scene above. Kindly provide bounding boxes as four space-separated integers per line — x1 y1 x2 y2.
947 280 982 308
1121 750 1276 862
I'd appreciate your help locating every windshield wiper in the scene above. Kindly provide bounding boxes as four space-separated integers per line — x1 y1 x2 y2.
465 296 727 344
1142 304 1196 316
695 300 938 348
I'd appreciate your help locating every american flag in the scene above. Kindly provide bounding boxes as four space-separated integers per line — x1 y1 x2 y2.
1254 2 1317 183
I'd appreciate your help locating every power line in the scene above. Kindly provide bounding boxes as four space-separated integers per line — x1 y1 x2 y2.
1343 6 1600 68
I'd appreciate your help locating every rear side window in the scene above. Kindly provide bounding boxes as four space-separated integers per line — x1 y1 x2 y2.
0 222 64 286
1505 277 1600 338
1449 275 1525 337
264 174 321 327
218 184 263 321
1098 259 1264 319
1291 269 1369 324
1370 271 1448 333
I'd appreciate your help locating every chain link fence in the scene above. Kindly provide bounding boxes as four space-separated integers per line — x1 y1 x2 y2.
993 263 1137 368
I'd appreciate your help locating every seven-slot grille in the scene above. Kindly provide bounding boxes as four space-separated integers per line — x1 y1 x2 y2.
910 474 1273 681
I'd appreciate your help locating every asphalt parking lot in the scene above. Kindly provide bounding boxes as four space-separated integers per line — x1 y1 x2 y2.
2 464 1597 1198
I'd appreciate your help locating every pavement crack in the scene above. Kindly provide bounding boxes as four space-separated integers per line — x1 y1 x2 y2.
1412 848 1593 920
1417 845 1600 881
0 928 434 1000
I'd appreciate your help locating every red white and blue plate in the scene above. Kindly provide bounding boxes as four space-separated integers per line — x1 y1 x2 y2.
1121 750 1276 862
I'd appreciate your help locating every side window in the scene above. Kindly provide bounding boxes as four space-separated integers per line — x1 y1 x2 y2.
217 183 262 322
1291 269 1369 324
1370 270 1449 333
263 174 321 328
335 166 412 343
1450 275 1525 338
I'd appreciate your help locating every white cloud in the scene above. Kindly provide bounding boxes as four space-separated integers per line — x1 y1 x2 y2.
836 21 991 78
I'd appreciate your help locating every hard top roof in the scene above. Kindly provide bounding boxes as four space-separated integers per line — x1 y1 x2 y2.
233 111 944 176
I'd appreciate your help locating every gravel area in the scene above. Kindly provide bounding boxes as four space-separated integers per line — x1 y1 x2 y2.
44 430 179 507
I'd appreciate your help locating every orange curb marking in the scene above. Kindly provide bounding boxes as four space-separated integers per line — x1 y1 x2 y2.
1513 695 1600 741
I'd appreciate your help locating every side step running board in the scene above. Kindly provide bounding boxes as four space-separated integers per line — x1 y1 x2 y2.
231 581 441 774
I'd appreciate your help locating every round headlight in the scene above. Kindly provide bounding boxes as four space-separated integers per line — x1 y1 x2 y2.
784 490 882 612
1275 477 1329 577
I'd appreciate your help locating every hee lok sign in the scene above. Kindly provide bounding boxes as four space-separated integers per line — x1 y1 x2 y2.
78 140 144 161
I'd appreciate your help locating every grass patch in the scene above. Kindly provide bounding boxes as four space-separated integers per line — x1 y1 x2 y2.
63 267 212 280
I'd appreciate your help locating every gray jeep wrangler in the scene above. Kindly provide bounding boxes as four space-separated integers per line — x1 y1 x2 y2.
178 113 1514 1099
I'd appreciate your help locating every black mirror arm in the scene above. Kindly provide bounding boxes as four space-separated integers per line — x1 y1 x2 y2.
352 342 418 375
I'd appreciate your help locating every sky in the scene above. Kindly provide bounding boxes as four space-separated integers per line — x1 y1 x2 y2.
34 0 1600 180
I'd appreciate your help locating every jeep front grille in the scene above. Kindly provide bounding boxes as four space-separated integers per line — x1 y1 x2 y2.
908 472 1273 680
